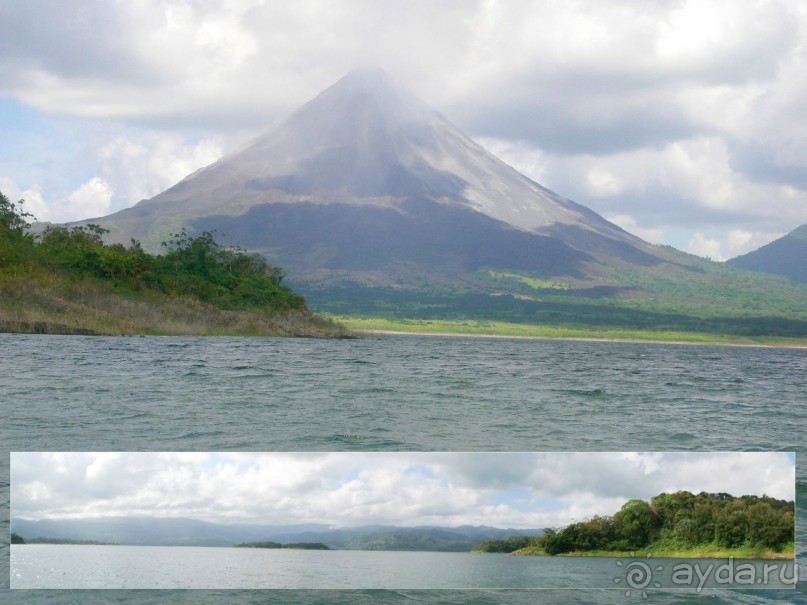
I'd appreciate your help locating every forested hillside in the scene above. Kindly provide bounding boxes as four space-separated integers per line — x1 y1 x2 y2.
473 491 794 558
0 191 348 337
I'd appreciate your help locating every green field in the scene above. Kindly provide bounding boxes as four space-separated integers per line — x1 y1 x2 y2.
332 316 807 347
302 259 807 340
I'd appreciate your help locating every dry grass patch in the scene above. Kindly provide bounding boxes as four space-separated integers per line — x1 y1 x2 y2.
0 274 351 338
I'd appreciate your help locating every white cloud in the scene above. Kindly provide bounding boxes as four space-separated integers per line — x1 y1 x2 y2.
48 177 114 223
726 229 782 259
475 137 551 184
0 132 224 223
97 132 223 211
688 232 723 260
481 134 807 252
727 229 753 256
604 214 664 244
0 177 49 223
586 167 623 197
1 0 807 246
11 452 794 528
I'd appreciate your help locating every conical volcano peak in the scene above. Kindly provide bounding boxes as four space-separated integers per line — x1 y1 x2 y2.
329 67 397 92
104 68 651 278
221 67 457 200
291 66 437 128
314 67 413 107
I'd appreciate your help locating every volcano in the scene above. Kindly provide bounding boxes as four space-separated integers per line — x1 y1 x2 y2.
92 69 673 291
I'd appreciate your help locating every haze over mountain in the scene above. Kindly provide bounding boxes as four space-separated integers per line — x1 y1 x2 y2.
11 517 541 552
728 224 807 283
89 68 667 287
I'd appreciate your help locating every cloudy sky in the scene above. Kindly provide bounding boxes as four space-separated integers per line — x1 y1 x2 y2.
11 452 795 528
1 1 806 260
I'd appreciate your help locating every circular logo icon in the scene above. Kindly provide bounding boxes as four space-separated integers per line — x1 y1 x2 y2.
624 561 653 589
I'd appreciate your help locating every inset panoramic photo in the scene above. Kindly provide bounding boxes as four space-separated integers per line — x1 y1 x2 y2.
10 451 795 590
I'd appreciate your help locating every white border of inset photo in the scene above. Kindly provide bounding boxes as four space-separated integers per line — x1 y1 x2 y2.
10 451 796 590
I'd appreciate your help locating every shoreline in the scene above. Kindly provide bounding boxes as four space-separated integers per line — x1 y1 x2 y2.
354 328 807 350
509 549 795 560
0 314 354 340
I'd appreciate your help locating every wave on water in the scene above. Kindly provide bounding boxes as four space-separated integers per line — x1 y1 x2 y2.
558 388 607 397
1 334 806 603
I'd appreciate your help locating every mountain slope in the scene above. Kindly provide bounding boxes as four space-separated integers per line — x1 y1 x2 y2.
728 225 807 282
87 68 661 286
79 69 807 336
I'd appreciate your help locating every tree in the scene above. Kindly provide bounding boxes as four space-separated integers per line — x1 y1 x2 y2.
714 500 748 548
491 491 793 557
0 191 36 267
651 491 695 531
158 229 304 310
614 499 659 549
541 527 573 555
0 190 34 233
473 535 537 553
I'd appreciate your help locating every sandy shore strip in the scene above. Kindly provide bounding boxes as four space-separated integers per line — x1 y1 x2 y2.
354 329 807 349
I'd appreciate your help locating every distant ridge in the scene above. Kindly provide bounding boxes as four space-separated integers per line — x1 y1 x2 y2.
728 224 807 282
11 517 542 552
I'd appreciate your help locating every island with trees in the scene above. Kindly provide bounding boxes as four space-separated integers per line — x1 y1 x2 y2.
0 191 349 337
472 491 794 559
234 541 331 550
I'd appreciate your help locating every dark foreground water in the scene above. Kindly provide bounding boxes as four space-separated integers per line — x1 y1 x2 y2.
1 333 805 603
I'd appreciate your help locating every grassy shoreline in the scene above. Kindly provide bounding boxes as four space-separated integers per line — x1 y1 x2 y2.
0 274 352 338
333 316 807 348
508 544 795 559
0 199 352 339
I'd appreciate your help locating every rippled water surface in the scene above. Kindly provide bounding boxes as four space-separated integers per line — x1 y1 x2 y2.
11 546 627 589
1 333 805 603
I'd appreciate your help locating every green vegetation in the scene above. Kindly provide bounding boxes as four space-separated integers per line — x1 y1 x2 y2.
8 184 807 341
0 191 349 337
10 533 25 544
19 537 117 545
481 250 807 326
235 541 331 550
472 491 794 559
487 271 570 290
301 241 807 340
472 535 542 553
331 316 807 347
304 271 807 341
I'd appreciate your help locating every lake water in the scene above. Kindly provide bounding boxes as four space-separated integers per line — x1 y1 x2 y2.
9 545 606 589
10 545 797 591
1 332 805 603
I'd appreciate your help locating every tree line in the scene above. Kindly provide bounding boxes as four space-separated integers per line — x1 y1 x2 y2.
235 541 330 550
305 283 807 338
473 491 794 555
10 535 116 545
0 191 305 313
